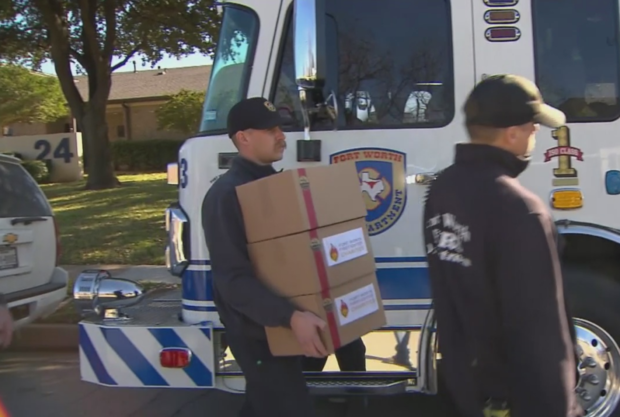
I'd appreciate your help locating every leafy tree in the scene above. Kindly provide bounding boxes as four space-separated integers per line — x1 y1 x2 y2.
156 89 205 135
0 0 221 189
0 64 68 128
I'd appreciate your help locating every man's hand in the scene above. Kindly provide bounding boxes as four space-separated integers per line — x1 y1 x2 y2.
0 306 13 349
290 311 328 358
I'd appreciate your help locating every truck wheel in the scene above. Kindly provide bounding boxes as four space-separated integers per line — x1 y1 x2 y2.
564 263 620 417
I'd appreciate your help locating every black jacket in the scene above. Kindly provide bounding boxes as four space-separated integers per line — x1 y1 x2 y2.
423 144 582 417
201 156 297 340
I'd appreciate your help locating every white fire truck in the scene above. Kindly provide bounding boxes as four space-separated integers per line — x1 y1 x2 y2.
72 0 620 415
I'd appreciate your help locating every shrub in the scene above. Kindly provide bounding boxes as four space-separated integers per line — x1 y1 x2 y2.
1 152 52 183
21 160 51 183
111 139 185 172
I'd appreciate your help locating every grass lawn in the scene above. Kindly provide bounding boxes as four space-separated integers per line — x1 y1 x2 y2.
41 172 177 265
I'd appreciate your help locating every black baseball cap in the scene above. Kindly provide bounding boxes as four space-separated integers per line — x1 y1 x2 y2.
464 74 566 129
227 97 284 138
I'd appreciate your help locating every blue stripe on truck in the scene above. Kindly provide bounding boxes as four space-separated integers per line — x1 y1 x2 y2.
182 258 431 302
79 325 118 386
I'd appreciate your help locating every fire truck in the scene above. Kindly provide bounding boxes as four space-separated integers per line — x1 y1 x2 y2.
72 0 620 415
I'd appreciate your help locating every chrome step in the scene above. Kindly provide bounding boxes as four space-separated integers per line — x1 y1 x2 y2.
304 372 417 396
307 378 412 395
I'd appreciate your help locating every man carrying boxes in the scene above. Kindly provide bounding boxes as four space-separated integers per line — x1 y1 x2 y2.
237 155 386 357
202 97 386 417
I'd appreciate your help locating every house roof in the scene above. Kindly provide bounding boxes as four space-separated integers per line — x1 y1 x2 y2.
73 65 212 102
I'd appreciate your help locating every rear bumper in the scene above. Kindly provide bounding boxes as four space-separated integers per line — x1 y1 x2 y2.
79 321 216 388
8 266 69 329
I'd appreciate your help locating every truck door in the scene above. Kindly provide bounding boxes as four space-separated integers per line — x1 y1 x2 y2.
471 0 620 226
265 0 476 329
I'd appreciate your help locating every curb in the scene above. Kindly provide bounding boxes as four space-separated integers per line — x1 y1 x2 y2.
9 324 79 352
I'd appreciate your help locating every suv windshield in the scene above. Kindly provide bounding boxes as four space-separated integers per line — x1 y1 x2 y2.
199 5 260 134
0 159 53 218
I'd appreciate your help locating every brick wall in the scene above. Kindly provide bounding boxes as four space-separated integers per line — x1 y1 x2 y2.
126 103 187 141
4 99 191 142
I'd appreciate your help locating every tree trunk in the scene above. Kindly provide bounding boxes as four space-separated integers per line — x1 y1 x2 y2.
80 100 120 190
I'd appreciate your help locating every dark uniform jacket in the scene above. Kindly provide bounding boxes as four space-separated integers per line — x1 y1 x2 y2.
422 143 582 417
201 156 296 340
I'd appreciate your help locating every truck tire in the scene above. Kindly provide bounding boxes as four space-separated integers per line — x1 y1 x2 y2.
563 263 620 417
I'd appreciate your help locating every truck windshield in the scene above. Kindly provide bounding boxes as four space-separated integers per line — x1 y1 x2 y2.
532 0 620 122
199 5 259 134
271 0 454 131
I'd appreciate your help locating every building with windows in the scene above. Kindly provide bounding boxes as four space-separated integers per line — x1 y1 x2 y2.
4 65 211 141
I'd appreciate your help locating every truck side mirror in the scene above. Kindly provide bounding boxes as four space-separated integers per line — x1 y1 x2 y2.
293 0 326 91
293 0 327 162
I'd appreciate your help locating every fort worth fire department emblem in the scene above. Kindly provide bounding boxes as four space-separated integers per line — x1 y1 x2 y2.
330 147 407 236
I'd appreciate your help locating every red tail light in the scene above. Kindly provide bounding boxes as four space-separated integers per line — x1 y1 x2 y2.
160 348 192 368
53 217 62 266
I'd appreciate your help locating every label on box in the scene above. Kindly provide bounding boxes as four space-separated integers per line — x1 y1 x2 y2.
335 283 379 326
322 227 368 267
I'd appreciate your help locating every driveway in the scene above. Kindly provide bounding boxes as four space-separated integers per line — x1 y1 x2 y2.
0 352 460 417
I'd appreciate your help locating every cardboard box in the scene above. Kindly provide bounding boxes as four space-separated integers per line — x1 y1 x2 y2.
265 272 386 356
235 161 367 244
248 218 375 297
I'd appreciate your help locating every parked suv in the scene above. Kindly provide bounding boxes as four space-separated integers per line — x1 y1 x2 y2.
0 154 68 329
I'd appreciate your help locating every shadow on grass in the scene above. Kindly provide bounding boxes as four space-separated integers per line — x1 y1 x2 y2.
42 173 181 265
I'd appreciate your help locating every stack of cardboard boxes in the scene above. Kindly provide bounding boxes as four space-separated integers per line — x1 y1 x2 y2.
236 161 386 356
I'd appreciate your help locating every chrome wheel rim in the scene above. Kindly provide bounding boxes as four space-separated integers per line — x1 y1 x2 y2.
575 318 620 417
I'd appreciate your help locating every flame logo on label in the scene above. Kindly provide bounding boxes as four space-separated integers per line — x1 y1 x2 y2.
329 244 339 262
340 300 349 318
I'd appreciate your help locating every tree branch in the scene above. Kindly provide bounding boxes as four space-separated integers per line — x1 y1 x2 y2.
111 45 142 71
79 24 97 75
77 0 101 64
102 0 117 60
69 47 88 68
34 0 83 109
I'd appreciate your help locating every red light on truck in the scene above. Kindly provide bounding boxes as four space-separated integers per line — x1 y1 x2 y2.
160 348 192 368
53 217 62 266
485 27 521 42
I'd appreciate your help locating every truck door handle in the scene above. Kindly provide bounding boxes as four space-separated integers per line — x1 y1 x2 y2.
412 172 437 185
218 152 238 169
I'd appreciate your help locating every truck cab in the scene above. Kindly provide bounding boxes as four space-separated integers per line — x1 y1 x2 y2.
73 1 620 416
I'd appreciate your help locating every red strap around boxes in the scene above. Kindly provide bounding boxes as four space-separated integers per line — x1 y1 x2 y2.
297 168 342 350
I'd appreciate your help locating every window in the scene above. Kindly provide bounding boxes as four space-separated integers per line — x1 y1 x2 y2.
533 0 620 122
0 159 53 218
199 5 260 134
271 0 454 131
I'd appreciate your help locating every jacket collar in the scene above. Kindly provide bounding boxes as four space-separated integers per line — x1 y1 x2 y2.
454 143 530 178
230 155 278 180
